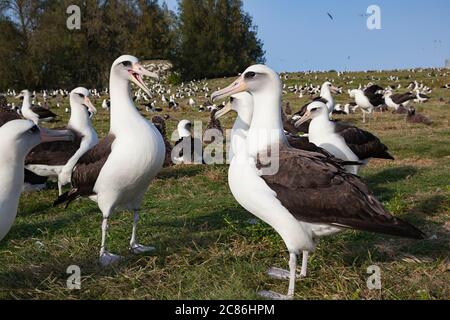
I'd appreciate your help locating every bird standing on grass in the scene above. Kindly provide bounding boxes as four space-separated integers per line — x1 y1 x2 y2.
55 55 164 266
212 64 425 300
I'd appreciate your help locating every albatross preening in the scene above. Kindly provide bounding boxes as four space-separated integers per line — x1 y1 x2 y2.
211 64 425 300
55 55 164 266
295 100 394 174
0 120 73 241
25 87 98 195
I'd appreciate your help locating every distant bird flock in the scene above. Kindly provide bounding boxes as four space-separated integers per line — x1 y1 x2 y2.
1 55 449 299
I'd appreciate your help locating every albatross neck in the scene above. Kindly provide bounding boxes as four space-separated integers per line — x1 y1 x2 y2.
109 74 142 133
22 94 32 110
68 103 91 134
248 87 287 152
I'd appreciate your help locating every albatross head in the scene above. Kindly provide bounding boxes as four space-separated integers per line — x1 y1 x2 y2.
1 120 74 157
211 65 281 101
70 87 97 118
294 101 329 128
214 92 254 124
15 90 32 100
111 55 159 96
322 81 340 94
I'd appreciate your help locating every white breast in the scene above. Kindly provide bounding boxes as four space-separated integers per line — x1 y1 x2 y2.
94 120 165 208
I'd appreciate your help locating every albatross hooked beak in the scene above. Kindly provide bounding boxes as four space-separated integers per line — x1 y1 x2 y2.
330 86 340 94
211 76 248 102
214 101 233 120
295 110 313 128
39 127 75 143
129 63 159 96
83 96 97 118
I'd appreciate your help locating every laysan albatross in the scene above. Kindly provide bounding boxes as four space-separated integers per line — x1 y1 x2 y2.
295 100 394 175
0 120 73 241
55 55 165 266
25 87 98 195
16 90 57 124
211 65 425 300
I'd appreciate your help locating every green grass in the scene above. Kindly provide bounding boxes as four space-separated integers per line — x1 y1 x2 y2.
0 69 449 300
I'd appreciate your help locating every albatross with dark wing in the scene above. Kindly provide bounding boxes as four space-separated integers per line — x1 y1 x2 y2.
349 85 384 123
0 120 73 241
55 55 164 266
295 100 394 174
211 65 425 300
384 91 416 111
0 99 49 191
25 87 98 195
17 90 57 124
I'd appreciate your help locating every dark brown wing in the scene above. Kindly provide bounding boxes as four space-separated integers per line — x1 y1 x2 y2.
287 135 362 166
25 130 82 166
391 92 415 105
0 109 21 126
31 106 57 119
259 146 425 239
54 134 115 207
364 85 384 106
24 169 48 185
334 121 394 160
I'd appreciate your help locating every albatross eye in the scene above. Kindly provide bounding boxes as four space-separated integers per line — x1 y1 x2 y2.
310 108 318 112
122 61 132 67
244 71 256 79
78 93 85 98
29 125 39 134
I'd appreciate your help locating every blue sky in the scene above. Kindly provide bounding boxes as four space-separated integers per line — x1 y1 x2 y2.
163 0 450 72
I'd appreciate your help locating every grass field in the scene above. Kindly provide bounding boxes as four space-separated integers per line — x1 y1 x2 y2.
0 69 449 300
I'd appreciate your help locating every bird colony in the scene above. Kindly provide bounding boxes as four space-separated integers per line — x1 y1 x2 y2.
1 57 449 300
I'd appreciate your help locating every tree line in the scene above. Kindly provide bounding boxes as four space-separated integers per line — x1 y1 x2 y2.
0 0 265 91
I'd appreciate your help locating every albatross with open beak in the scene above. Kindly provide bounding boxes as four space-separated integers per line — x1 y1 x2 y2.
0 120 73 241
211 64 425 300
55 55 165 267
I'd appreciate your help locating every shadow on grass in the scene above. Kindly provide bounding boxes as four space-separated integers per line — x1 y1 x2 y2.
331 194 449 266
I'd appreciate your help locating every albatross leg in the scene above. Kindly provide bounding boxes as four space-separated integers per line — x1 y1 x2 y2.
259 253 297 300
99 217 122 267
129 210 156 254
300 250 309 277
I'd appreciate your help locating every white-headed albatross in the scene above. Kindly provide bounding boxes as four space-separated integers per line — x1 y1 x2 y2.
349 85 384 123
25 87 98 195
17 90 57 124
0 120 73 241
295 100 394 175
55 55 164 266
211 65 425 300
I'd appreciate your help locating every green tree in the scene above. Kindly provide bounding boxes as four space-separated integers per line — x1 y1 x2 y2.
174 0 265 80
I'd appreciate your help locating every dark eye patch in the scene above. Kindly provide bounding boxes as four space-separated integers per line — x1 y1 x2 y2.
78 93 85 98
29 125 39 134
122 61 132 67
230 97 234 103
310 108 318 112
244 71 256 79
